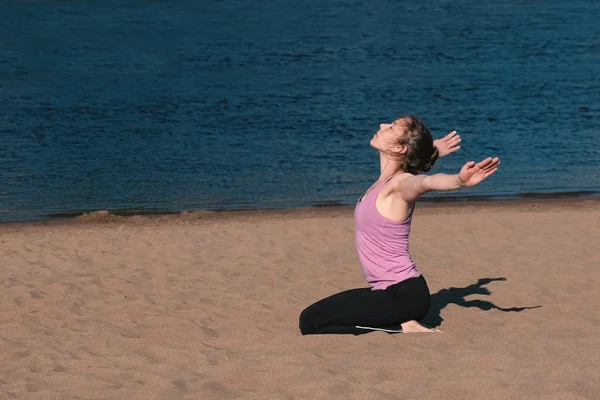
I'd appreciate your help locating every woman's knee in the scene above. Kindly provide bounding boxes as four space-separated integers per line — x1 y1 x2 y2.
298 305 318 335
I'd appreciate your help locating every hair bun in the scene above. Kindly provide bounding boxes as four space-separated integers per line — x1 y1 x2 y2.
422 146 440 173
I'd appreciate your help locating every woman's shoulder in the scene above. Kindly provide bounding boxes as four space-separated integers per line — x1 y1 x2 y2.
389 172 416 186
380 172 414 197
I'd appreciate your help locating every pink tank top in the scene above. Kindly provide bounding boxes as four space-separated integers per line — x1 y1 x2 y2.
354 177 421 290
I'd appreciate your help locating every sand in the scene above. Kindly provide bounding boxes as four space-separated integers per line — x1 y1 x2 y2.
1 199 599 399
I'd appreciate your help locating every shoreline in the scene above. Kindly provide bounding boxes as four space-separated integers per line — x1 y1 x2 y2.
2 195 599 229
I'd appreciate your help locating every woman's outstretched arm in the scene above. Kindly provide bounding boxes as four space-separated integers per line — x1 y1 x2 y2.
396 157 501 203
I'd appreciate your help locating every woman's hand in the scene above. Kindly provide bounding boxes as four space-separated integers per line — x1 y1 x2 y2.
434 131 461 157
458 157 501 187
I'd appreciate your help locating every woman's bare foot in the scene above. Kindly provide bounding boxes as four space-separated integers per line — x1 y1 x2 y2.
400 320 443 333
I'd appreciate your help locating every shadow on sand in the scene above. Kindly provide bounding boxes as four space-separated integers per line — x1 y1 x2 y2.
423 277 541 328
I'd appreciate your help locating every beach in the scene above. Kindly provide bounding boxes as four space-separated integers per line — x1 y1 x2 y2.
1 199 599 399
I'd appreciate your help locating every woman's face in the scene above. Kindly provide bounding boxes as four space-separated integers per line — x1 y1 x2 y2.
370 118 406 153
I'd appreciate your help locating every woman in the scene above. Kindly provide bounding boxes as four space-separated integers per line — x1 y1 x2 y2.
299 116 500 334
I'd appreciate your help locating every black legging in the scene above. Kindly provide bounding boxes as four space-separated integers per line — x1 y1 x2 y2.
299 275 431 335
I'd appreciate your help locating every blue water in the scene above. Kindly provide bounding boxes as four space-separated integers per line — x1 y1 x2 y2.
1 0 599 222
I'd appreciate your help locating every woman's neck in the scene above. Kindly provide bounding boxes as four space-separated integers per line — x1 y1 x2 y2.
379 153 403 180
